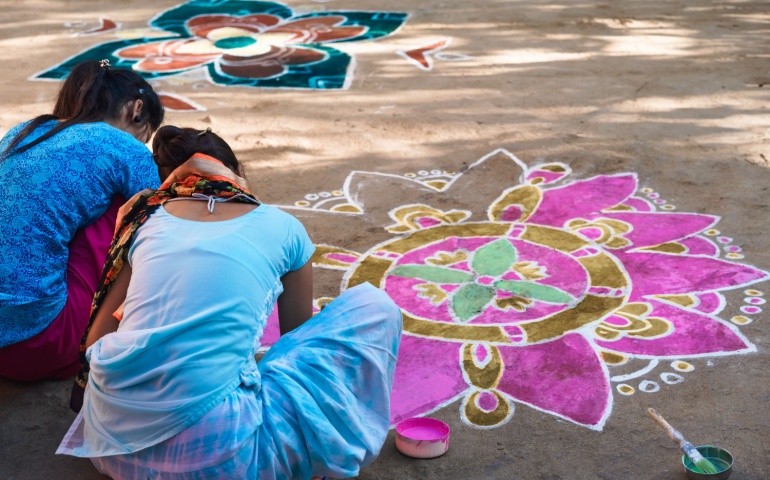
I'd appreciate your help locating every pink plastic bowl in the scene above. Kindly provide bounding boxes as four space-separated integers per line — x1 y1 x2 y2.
395 417 451 459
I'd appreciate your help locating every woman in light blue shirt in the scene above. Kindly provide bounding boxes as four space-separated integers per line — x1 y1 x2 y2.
0 60 164 381
58 126 402 479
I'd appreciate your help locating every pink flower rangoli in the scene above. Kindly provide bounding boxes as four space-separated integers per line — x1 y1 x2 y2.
260 149 769 430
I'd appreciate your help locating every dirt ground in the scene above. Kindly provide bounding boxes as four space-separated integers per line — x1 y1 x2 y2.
1 0 769 479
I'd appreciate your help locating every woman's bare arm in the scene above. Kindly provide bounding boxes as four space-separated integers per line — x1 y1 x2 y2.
85 264 132 349
277 261 313 335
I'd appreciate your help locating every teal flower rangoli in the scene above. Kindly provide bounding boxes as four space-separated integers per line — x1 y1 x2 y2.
34 0 408 90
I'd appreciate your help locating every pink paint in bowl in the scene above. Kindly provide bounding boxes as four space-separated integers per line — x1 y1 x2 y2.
395 417 451 459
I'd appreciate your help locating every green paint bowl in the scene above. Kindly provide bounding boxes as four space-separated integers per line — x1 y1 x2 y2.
682 445 733 480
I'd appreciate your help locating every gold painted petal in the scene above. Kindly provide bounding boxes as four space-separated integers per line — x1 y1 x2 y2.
595 325 621 340
600 351 628 365
415 283 447 305
495 296 530 311
462 344 503 389
617 302 651 317
604 237 630 249
540 164 567 173
636 242 688 254
488 185 542 222
653 294 696 308
512 261 546 281
521 295 624 343
463 390 512 427
426 251 468 266
627 317 672 339
446 211 471 223
604 204 634 212
330 203 363 214
386 205 470 233
311 244 361 270
425 180 448 190
596 218 632 234
567 219 590 228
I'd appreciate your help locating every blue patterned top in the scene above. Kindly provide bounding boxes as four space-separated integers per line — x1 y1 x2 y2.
0 121 159 347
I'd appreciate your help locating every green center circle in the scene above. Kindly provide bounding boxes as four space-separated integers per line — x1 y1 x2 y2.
213 36 257 49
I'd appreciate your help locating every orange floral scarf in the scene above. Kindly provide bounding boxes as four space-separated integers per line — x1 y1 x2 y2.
71 154 258 405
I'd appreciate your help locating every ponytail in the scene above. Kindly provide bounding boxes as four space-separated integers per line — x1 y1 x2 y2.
152 126 241 177
2 60 164 158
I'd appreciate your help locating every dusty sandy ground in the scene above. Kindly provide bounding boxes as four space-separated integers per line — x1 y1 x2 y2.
1 0 769 479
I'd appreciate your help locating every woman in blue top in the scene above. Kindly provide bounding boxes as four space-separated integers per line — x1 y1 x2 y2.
0 60 164 381
57 126 402 479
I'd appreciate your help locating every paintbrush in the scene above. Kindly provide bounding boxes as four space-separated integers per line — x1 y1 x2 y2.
647 408 720 474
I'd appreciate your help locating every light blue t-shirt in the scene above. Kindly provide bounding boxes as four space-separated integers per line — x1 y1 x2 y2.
0 121 159 347
65 203 314 456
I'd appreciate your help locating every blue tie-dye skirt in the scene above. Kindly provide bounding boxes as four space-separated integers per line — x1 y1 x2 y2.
57 283 402 479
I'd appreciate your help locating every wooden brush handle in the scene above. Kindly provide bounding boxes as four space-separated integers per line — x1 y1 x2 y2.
647 408 685 447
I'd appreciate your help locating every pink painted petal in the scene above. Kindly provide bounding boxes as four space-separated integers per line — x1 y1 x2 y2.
615 251 769 300
596 301 752 356
273 16 367 43
692 292 725 314
618 196 654 212
497 333 610 427
186 14 282 37
527 174 637 227
678 236 719 256
260 306 281 347
261 301 325 348
583 212 717 249
390 335 466 424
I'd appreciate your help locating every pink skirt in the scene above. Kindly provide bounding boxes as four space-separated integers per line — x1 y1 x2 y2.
0 198 122 381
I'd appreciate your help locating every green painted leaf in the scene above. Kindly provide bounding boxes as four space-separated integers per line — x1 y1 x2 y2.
452 284 495 322
390 265 473 284
494 280 573 304
471 239 518 277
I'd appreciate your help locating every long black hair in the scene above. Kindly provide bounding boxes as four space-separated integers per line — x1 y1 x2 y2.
2 60 164 158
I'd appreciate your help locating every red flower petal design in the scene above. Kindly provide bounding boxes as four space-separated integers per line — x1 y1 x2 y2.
218 46 326 79
186 14 282 37
116 39 218 72
272 16 367 43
